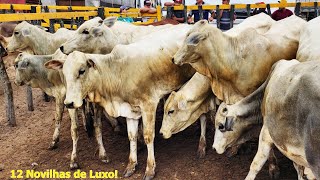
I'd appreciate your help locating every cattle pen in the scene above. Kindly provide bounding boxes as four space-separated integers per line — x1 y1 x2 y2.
0 0 319 180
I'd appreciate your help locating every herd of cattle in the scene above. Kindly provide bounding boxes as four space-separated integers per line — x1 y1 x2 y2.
1 12 320 179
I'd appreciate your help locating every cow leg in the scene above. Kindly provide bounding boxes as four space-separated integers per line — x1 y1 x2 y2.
48 98 64 150
293 162 305 180
142 105 157 180
94 106 109 163
103 110 120 133
69 108 80 169
245 125 273 180
268 148 280 179
197 114 206 158
123 118 139 177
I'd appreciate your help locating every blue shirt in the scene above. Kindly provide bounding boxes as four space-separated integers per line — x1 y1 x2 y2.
188 2 212 23
220 10 232 30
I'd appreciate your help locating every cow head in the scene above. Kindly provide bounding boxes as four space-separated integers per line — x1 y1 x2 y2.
173 20 209 66
45 51 99 109
14 53 35 86
7 21 32 53
60 17 118 55
213 101 260 154
160 91 212 139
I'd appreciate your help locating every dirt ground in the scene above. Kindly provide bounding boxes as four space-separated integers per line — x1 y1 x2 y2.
0 54 297 180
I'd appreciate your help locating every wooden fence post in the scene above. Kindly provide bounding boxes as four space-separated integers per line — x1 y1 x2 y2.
216 5 220 28
0 45 16 126
98 7 105 20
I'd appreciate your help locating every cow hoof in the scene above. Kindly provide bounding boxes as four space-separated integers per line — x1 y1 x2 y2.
197 148 206 159
48 143 58 150
101 158 110 164
123 163 137 178
70 162 80 170
143 174 155 180
268 164 280 180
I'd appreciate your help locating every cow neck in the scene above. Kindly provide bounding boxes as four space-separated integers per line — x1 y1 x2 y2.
30 56 60 93
205 29 238 81
94 54 126 96
100 30 120 54
28 26 56 55
236 79 268 126
199 29 240 103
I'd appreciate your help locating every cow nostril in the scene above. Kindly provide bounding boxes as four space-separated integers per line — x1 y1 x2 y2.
171 57 175 63
65 102 74 109
212 146 217 152
159 132 164 138
60 46 64 52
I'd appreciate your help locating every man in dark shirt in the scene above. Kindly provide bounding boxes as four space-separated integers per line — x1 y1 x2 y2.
216 0 236 31
271 5 293 21
164 0 185 23
187 0 214 24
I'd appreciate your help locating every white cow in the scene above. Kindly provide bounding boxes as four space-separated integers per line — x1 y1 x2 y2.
46 25 195 179
160 73 216 158
297 16 320 62
216 60 320 179
14 50 109 169
60 17 174 54
7 21 75 54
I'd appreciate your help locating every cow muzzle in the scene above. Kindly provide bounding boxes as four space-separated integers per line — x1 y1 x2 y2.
65 102 75 109
159 129 172 139
14 80 25 86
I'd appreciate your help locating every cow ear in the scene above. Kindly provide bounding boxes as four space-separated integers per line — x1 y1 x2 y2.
186 32 207 46
92 28 103 37
21 28 31 36
103 17 118 28
87 59 97 69
177 99 187 110
44 60 64 70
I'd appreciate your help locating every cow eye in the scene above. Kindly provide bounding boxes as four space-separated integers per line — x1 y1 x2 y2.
79 69 85 76
14 31 19 35
222 107 228 114
168 110 174 115
82 30 89 34
218 123 225 132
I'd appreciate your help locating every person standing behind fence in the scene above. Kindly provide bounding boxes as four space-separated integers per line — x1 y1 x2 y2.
85 0 100 7
41 0 56 12
216 0 236 31
253 2 268 15
187 0 214 24
164 0 185 23
271 2 293 21
140 0 157 14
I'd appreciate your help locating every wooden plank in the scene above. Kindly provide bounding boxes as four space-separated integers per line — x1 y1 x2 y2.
0 55 16 126
0 11 97 22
